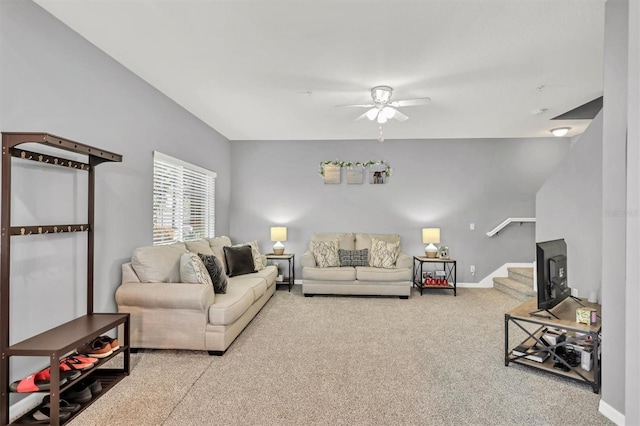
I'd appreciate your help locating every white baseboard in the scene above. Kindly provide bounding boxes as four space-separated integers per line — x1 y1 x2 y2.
599 399 625 425
10 394 40 423
457 282 489 288
478 262 535 288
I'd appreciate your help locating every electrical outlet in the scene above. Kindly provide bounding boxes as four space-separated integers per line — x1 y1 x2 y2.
470 223 475 231
470 265 475 274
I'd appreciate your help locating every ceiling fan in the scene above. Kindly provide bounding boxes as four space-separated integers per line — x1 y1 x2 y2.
336 86 431 124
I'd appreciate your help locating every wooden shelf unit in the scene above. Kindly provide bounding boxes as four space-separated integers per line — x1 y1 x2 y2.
0 133 128 426
504 297 601 393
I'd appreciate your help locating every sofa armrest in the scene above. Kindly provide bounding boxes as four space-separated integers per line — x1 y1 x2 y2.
115 282 215 311
396 252 412 269
300 250 316 267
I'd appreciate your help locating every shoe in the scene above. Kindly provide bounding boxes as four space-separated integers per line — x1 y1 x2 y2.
42 395 81 414
61 382 92 404
61 355 97 371
83 378 102 396
9 370 67 393
97 335 120 351
76 337 113 358
22 406 71 424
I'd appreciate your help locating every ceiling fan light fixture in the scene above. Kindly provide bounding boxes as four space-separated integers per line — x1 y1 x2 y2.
371 86 393 104
377 113 388 124
551 127 571 137
382 106 396 119
366 108 379 121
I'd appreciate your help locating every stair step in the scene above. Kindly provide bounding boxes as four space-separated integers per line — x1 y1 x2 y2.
507 267 534 287
493 277 536 301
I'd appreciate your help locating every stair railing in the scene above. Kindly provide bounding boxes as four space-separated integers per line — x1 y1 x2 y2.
486 217 536 237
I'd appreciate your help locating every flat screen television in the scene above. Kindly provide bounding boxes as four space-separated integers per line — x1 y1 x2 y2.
535 239 570 315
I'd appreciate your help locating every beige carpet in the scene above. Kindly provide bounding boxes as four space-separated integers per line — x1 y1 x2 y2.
69 286 612 426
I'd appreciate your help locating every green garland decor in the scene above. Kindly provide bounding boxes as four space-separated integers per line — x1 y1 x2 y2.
318 160 392 178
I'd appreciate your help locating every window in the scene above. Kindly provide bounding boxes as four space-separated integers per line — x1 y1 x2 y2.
153 151 216 245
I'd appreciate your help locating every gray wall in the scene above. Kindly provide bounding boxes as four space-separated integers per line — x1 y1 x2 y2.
602 0 628 416
229 138 569 282
536 0 638 419
626 2 640 425
0 0 231 391
536 111 603 299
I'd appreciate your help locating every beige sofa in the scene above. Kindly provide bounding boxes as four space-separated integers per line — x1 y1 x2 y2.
115 236 276 355
301 233 412 298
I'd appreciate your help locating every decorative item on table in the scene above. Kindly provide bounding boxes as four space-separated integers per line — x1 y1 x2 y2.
576 308 598 325
270 227 287 255
438 246 449 259
422 228 440 258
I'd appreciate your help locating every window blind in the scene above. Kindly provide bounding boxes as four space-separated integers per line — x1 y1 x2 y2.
153 152 216 245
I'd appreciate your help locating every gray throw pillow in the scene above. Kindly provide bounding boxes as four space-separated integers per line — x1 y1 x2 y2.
338 249 369 267
223 245 256 277
198 254 228 293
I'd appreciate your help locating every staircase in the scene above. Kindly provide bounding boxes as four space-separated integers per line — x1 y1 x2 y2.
493 267 535 301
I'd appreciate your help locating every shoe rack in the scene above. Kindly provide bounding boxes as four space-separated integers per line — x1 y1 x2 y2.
0 133 130 425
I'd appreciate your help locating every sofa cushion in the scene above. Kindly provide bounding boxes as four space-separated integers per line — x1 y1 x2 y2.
198 254 228 293
311 239 340 268
338 249 369 267
355 266 411 281
208 285 255 326
229 275 267 301
310 233 355 251
223 245 256 277
250 265 278 289
131 243 187 283
207 236 233 270
180 253 214 287
184 239 214 256
302 266 356 281
370 238 400 269
233 240 265 271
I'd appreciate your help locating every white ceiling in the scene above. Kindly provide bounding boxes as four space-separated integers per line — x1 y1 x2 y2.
34 0 605 141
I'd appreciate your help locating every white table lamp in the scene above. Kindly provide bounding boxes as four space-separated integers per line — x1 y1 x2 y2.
422 228 440 258
270 227 287 255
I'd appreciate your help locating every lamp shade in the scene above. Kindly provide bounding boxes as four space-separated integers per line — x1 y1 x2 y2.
270 227 287 242
422 228 440 244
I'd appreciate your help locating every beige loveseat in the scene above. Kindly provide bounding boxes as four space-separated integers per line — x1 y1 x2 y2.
301 233 412 298
115 236 276 355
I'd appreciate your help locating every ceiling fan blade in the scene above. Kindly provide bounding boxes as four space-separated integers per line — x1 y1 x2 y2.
392 108 409 122
390 97 431 107
355 111 371 121
335 103 376 108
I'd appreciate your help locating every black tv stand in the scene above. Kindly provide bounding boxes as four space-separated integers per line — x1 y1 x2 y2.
529 309 559 319
568 294 585 307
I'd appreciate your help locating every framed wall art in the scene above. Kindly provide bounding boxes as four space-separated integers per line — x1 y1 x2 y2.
322 164 341 184
346 166 364 184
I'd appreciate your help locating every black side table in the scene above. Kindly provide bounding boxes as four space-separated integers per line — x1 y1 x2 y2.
412 256 457 296
266 253 295 291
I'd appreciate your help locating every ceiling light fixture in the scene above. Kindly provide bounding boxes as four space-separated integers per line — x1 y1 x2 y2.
551 127 571 137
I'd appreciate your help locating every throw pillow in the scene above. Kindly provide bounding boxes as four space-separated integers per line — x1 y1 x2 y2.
131 243 187 283
198 254 228 293
311 239 340 268
338 249 369 267
223 245 256 277
233 240 265 271
184 239 214 256
180 253 214 287
370 238 400 269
